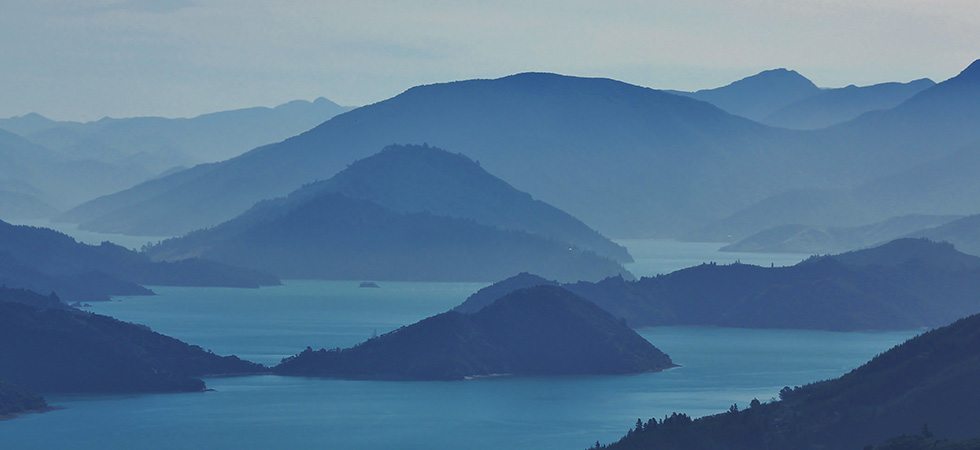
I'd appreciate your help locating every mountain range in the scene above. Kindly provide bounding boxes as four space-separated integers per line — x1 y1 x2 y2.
720 214 962 254
275 285 674 380
145 145 631 282
62 60 980 240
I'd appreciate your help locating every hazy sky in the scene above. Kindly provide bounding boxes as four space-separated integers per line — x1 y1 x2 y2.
2 0 979 120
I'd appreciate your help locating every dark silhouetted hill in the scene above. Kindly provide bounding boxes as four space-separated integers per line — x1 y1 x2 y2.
597 311 980 450
720 214 961 254
0 381 47 417
275 285 674 380
146 189 631 283
472 239 980 331
0 299 263 394
763 78 935 129
0 219 279 301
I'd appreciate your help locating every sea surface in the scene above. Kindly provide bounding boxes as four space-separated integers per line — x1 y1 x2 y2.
2 240 914 450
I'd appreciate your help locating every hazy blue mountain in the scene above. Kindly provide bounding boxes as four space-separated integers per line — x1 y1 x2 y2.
762 78 935 129
260 144 630 262
720 214 961 253
0 220 279 301
0 98 351 174
674 68 821 121
275 285 674 380
145 189 631 283
61 72 805 238
599 311 980 450
0 380 47 417
62 61 980 239
0 128 154 215
693 141 980 242
0 299 263 394
470 239 980 331
906 214 980 257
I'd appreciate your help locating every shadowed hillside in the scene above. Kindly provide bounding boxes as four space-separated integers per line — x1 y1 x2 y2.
276 285 674 380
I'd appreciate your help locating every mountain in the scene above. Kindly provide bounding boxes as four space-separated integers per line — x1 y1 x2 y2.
0 297 263 394
62 72 810 238
0 128 153 216
145 186 631 283
62 61 980 239
597 311 980 450
268 144 630 262
0 98 352 174
674 68 821 121
0 219 279 301
275 285 674 380
720 214 961 253
762 78 935 129
453 272 557 313
692 141 980 242
906 214 980 257
469 239 980 331
0 381 47 417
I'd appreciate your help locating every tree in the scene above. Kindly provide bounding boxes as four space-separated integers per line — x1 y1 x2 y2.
750 398 762 408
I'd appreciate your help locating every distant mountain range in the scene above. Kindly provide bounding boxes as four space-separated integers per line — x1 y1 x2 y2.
598 311 980 449
146 145 631 282
671 69 933 129
61 60 980 240
0 98 349 220
0 288 263 394
0 98 351 173
671 68 821 122
720 214 962 254
275 285 674 380
460 239 980 331
0 219 279 301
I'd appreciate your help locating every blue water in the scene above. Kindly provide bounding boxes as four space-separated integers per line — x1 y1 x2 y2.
1 241 915 449
617 238 809 277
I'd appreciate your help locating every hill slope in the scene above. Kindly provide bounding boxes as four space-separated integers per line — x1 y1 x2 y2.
0 220 279 301
600 311 980 449
275 285 674 380
906 214 980 257
0 298 263 393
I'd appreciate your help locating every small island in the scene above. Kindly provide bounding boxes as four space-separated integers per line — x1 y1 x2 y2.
275 285 674 380
359 281 380 288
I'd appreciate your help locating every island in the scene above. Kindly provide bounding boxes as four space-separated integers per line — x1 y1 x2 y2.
460 239 980 331
275 285 674 380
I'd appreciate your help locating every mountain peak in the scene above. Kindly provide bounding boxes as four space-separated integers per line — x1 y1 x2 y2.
956 59 980 80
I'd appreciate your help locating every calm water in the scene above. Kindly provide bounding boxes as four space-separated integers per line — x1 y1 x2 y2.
617 238 809 277
2 241 914 449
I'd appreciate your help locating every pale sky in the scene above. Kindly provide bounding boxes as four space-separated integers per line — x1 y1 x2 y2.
2 0 979 121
